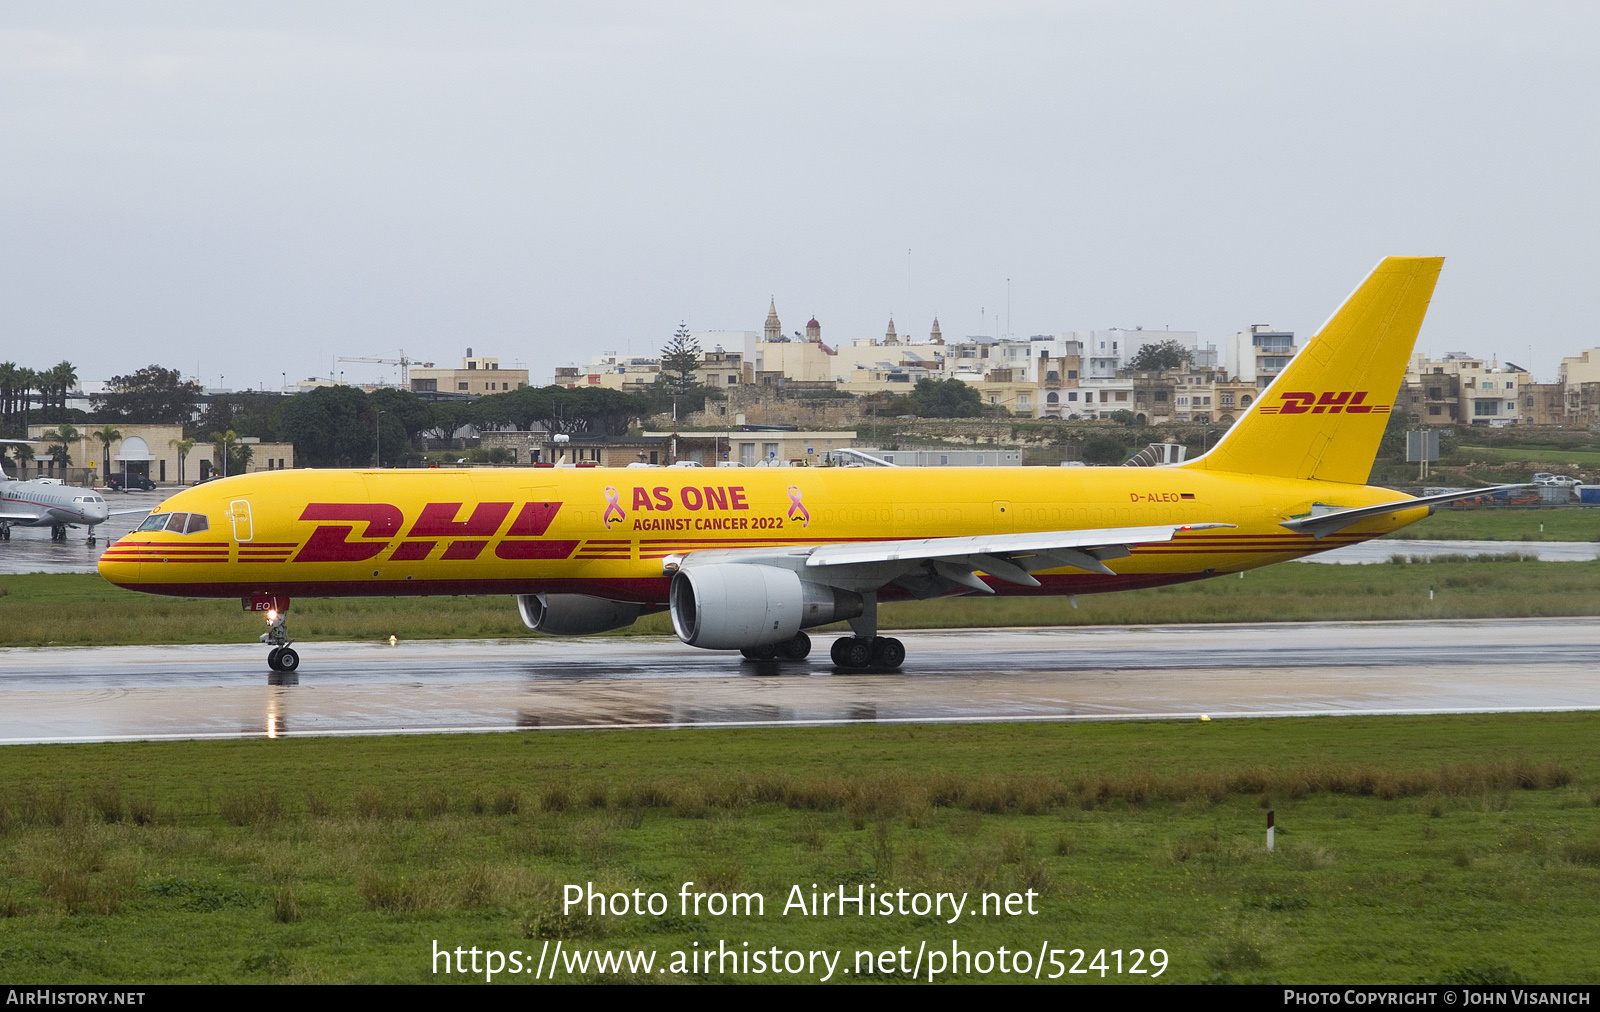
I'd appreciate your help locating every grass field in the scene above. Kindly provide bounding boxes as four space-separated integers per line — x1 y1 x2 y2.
3 559 1600 647
1385 508 1600 542
0 715 1596 984
1454 445 1600 468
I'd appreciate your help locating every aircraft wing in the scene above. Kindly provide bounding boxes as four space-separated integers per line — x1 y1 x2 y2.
1 511 40 522
673 522 1234 599
107 508 153 517
1279 484 1536 540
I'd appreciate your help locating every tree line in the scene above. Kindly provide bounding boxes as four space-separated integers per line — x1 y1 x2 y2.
0 361 79 432
2 358 727 469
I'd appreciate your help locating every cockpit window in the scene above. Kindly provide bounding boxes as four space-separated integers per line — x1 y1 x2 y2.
136 512 210 535
138 513 170 532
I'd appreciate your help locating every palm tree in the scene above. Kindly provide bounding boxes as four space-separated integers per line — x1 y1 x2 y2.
15 367 37 431
42 423 79 472
47 362 78 421
0 362 17 429
211 429 238 478
94 425 123 479
170 437 196 485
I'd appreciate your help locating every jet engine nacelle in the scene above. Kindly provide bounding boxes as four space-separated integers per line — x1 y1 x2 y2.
669 564 864 650
516 593 648 636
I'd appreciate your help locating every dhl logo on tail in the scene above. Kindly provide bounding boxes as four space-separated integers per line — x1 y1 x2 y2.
1256 391 1393 416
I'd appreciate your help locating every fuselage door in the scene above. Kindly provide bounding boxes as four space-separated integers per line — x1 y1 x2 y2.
228 499 254 543
992 500 1014 533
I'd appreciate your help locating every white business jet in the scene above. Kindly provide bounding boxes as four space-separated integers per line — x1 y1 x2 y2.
0 440 149 543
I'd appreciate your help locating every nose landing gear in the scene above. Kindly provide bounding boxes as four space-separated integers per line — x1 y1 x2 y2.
252 596 299 672
262 611 298 672
267 645 300 673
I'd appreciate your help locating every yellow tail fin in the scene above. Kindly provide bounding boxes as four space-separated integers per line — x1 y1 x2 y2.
1186 256 1443 485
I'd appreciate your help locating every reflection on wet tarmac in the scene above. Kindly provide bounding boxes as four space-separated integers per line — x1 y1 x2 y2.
265 688 287 738
0 619 1596 744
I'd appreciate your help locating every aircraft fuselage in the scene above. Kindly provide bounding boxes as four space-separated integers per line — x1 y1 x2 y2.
95 464 1423 601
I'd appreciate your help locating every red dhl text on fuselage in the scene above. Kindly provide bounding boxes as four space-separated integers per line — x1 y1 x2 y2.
96 466 1423 601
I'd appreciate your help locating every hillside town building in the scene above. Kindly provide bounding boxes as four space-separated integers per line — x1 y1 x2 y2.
411 350 529 396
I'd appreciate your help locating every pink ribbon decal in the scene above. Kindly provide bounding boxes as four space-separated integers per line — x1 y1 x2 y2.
786 485 810 527
603 486 626 529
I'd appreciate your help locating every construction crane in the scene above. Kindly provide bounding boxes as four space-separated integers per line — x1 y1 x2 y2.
335 350 432 389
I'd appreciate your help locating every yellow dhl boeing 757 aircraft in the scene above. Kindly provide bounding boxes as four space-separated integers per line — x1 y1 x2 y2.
99 257 1520 673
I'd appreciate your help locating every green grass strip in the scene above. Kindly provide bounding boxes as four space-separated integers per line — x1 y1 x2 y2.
0 714 1597 983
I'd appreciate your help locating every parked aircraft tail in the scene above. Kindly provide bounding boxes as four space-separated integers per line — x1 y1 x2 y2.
1185 256 1443 485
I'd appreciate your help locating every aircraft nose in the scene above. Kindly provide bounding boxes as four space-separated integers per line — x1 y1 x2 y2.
97 547 140 587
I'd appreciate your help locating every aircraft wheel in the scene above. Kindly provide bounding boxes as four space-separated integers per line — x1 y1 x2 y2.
740 644 777 661
276 648 300 673
870 637 905 671
833 636 873 669
780 631 812 661
267 648 283 671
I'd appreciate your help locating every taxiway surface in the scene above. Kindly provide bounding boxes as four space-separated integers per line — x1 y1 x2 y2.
2 618 1596 743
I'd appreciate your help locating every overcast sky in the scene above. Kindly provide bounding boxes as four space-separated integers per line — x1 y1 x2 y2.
2 2 1596 389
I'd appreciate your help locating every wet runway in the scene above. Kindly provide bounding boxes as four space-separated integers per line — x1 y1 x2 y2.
2 619 1596 744
1297 538 1600 564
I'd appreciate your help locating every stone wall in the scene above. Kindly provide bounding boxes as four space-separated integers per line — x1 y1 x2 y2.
683 385 864 428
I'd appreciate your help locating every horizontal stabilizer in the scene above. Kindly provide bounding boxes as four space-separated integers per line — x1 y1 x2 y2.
1279 484 1535 540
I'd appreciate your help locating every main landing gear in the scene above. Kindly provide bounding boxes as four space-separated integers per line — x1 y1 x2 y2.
827 591 902 671
737 631 905 670
829 635 905 672
50 523 68 542
740 631 812 662
0 523 10 541
733 593 905 672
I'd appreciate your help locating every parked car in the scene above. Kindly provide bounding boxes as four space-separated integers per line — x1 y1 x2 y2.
105 473 156 492
1533 473 1582 487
